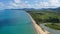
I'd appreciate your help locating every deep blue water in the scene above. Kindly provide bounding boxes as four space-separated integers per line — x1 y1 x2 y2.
0 10 37 34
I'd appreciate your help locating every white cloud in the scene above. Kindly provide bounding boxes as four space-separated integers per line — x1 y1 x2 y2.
0 2 4 6
32 2 49 9
1 0 60 9
14 0 21 3
48 0 60 7
24 1 29 3
34 0 60 8
0 2 5 9
8 0 33 8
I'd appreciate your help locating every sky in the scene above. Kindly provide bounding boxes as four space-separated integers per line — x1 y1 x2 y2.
0 0 60 9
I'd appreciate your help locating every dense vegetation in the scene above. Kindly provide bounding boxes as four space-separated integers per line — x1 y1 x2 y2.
45 23 60 30
27 10 60 30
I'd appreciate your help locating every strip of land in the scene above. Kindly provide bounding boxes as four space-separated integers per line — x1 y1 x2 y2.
27 13 50 34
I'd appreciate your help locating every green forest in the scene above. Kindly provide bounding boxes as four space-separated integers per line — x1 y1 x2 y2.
27 10 60 30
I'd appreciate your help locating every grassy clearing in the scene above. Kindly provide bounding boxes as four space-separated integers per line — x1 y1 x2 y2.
45 23 60 30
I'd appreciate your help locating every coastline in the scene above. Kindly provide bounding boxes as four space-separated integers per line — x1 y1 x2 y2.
27 13 50 34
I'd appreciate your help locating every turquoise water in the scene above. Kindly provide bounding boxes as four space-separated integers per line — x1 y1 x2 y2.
0 10 37 34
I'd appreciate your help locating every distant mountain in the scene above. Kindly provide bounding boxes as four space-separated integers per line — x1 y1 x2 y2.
5 7 60 12
5 8 35 11
22 8 36 11
44 7 60 12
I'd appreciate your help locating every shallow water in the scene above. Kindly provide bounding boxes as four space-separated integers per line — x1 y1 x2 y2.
40 23 60 34
0 10 37 34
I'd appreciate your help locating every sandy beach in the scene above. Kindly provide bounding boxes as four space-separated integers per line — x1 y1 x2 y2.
27 13 50 34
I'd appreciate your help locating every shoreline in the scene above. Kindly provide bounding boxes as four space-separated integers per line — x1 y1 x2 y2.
27 13 50 34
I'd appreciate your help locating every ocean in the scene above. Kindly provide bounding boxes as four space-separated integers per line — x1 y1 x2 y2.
0 10 37 34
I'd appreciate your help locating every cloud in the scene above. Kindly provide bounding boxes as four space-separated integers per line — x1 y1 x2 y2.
0 2 5 9
24 1 29 3
7 0 32 9
0 0 60 9
48 0 60 7
5 0 60 9
14 0 21 3
34 0 60 8
8 0 49 9
0 2 4 6
34 2 49 8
